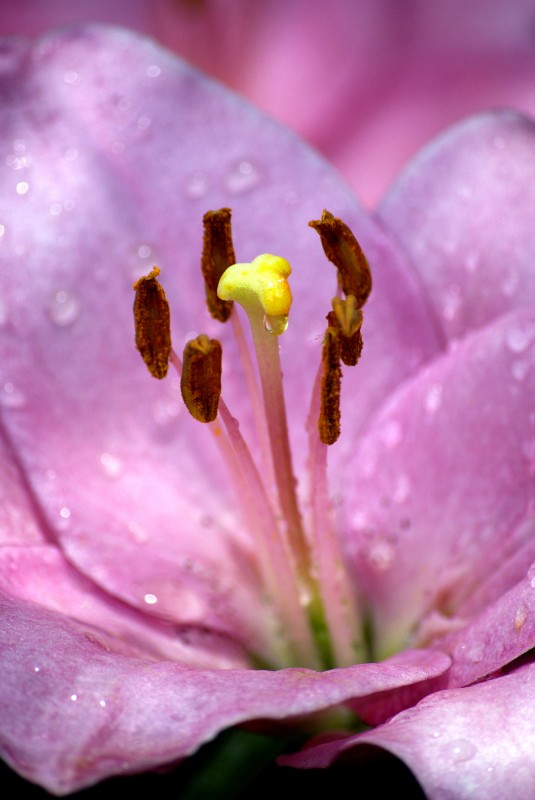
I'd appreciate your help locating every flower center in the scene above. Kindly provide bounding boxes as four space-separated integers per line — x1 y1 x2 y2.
133 209 372 671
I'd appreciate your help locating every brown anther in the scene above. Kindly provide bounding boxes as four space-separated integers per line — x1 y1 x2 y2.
201 208 235 322
181 334 222 423
309 210 372 307
318 326 342 445
328 295 364 367
133 266 171 379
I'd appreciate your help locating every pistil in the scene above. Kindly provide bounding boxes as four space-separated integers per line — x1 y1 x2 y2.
133 210 373 673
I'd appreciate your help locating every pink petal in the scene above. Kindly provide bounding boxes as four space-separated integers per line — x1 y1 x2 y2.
0 26 439 651
0 593 449 794
342 307 535 659
0 545 248 668
285 663 535 799
442 564 535 688
378 111 535 340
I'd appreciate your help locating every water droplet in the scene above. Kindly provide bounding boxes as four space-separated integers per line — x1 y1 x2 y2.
0 381 26 408
502 271 519 298
64 70 78 84
144 593 158 605
137 244 152 259
505 322 535 353
128 521 148 543
70 693 78 701
225 160 260 194
0 224 5 237
522 439 535 462
16 181 29 195
362 537 396 571
50 202 62 216
512 360 529 382
64 147 78 161
424 382 443 413
442 284 462 321
0 297 8 327
137 115 151 131
99 699 107 708
33 665 41 673
464 251 480 273
63 198 75 212
530 576 535 589
284 189 298 205
48 290 80 327
379 419 402 449
184 171 208 199
393 473 411 503
146 64 161 77
446 738 477 763
59 507 71 520
514 605 528 631
264 313 288 335
99 452 123 479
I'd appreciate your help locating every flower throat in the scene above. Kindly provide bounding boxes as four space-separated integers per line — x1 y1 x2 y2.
133 209 372 672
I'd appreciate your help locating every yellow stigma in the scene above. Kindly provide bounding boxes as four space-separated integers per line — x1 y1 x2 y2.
217 254 292 335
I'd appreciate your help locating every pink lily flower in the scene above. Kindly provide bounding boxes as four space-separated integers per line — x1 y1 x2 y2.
3 0 535 207
1 25 535 798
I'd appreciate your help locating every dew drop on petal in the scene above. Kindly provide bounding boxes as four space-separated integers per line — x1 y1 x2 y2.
146 64 161 77
99 699 107 708
144 593 158 605
64 147 78 161
128 521 148 543
514 605 528 631
0 381 26 409
442 284 462 321
512 360 529 382
0 297 8 327
505 322 535 353
137 244 152 259
501 271 519 298
16 181 29 195
464 251 480 273
393 473 411 503
424 382 443 414
379 419 402 449
33 665 41 673
445 738 477 763
225 160 260 194
99 452 123 479
48 290 80 327
284 189 298 205
137 115 151 131
361 536 396 571
70 693 78 701
184 171 208 199
59 507 71 520
63 70 78 84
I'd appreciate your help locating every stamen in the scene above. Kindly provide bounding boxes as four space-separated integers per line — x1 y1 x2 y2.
201 208 235 322
318 326 342 446
133 266 171 379
180 334 222 423
309 210 372 306
307 362 366 666
329 296 363 367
